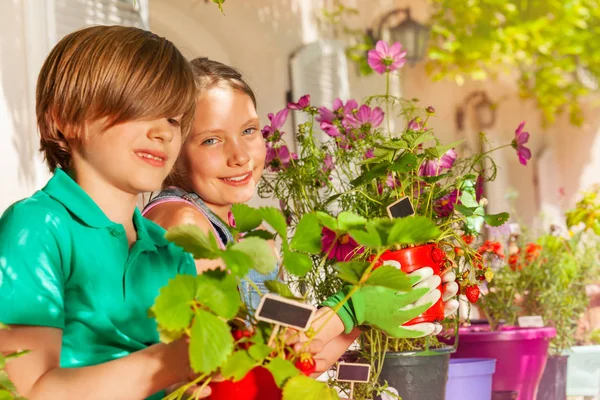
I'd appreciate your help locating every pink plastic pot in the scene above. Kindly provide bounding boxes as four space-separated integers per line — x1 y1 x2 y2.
447 325 556 400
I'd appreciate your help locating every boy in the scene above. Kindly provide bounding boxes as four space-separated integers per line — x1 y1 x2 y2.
0 25 202 399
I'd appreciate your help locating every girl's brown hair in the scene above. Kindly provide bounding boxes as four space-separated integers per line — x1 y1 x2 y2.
37 25 197 172
163 57 257 190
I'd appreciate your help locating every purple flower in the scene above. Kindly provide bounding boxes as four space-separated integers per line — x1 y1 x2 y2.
346 105 384 130
321 227 364 262
323 154 334 173
407 118 424 131
317 99 359 138
475 174 484 201
511 121 531 166
367 41 408 74
288 94 310 110
364 149 375 159
419 149 457 177
265 145 296 172
426 106 436 115
434 189 459 217
262 108 289 142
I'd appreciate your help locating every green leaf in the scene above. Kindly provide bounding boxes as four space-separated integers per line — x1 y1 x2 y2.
365 265 411 291
196 270 241 319
4 350 28 362
220 351 258 381
282 375 339 400
315 212 337 230
220 249 252 277
260 207 288 240
0 322 7 330
282 249 313 277
432 140 464 158
165 225 220 260
231 204 263 233
152 274 196 331
212 0 225 14
265 280 302 300
0 390 13 400
337 212 367 231
248 343 272 362
390 153 419 172
412 132 435 146
0 354 4 370
243 230 276 241
350 161 391 187
420 172 450 184
387 216 440 245
290 213 322 254
484 212 510 227
231 237 277 275
349 225 382 249
454 204 476 216
157 326 184 344
335 261 369 284
189 310 234 374
266 358 300 387
0 372 16 395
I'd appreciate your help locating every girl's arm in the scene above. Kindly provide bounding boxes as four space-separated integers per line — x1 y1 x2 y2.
145 202 224 274
1 325 192 400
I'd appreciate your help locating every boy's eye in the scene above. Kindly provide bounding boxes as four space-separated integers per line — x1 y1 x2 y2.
167 118 181 126
243 127 257 136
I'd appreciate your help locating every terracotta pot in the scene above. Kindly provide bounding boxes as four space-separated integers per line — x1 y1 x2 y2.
379 244 446 325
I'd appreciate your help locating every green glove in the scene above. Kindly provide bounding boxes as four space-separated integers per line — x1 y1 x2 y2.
321 284 432 338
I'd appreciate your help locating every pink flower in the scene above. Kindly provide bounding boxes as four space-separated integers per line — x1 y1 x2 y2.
511 121 531 166
265 145 297 172
407 117 424 131
262 108 289 143
321 227 364 262
346 105 384 130
419 149 457 177
323 154 334 173
367 41 408 74
434 189 459 217
317 99 359 138
364 149 375 159
475 174 484 201
288 94 310 110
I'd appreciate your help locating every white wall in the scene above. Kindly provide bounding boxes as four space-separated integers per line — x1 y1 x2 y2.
0 0 52 213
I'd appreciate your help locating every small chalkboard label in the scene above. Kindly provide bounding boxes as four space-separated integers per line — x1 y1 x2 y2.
336 362 371 383
386 197 415 219
255 293 316 331
518 315 544 328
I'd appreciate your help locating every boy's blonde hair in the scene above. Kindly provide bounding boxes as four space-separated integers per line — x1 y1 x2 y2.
163 57 257 191
36 25 197 172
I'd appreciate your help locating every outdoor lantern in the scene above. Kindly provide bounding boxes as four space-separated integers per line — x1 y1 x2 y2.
368 8 431 65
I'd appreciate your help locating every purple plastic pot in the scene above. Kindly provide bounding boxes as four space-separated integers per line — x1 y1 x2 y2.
449 326 556 400
446 358 496 400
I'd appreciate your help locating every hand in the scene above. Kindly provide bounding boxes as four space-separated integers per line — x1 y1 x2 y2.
398 267 459 336
321 266 459 338
282 328 326 373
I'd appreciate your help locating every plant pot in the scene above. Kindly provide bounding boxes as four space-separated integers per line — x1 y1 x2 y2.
535 355 568 400
447 325 556 400
565 345 600 397
446 358 496 400
376 349 451 400
379 244 445 325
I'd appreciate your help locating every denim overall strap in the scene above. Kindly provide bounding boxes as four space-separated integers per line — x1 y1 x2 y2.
142 188 278 311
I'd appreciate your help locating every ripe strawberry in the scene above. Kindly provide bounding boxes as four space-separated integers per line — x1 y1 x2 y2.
432 247 447 264
294 353 316 376
231 329 253 350
465 285 480 304
253 366 282 400
208 369 258 400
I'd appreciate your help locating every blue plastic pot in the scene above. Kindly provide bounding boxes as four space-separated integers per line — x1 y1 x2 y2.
446 358 496 400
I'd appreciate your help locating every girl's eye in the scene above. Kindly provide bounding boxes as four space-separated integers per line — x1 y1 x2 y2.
202 138 218 146
243 127 257 136
167 118 181 126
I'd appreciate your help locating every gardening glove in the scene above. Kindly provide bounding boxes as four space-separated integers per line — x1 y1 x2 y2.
398 266 459 336
321 266 459 338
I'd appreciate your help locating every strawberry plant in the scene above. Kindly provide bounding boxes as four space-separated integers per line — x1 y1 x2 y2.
0 322 28 400
153 205 441 399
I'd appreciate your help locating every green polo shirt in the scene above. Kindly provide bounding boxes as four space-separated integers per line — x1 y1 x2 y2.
0 169 195 375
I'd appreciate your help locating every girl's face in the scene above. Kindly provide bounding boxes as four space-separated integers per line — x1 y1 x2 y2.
184 87 265 213
73 116 183 194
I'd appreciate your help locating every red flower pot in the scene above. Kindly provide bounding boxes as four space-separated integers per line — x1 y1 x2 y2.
379 243 445 325
208 366 281 400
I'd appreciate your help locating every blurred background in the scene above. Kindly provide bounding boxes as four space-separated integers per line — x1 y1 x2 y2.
1 0 599 229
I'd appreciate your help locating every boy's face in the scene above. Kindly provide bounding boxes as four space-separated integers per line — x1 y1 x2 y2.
184 87 265 210
73 116 183 194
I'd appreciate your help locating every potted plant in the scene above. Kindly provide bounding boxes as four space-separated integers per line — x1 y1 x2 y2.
152 203 444 400
453 188 599 400
257 40 517 400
